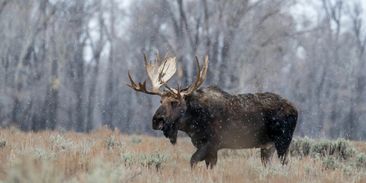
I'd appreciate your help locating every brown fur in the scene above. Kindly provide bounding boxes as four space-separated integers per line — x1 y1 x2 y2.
153 86 298 168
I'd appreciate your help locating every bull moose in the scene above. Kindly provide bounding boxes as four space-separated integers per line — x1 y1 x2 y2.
127 55 298 168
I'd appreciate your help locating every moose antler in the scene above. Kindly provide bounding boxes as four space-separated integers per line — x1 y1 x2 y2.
145 54 177 91
127 54 177 96
181 55 208 96
127 54 208 97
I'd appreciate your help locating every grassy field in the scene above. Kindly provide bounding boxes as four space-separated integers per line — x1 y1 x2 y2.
0 128 365 183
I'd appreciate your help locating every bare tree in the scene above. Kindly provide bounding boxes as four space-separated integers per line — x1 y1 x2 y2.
0 0 365 139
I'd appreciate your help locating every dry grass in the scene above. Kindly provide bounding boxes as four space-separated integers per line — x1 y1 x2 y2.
0 127 365 183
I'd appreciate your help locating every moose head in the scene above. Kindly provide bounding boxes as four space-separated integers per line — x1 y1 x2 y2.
127 55 208 144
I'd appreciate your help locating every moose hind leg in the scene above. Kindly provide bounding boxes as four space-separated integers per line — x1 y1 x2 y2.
260 144 276 166
273 130 293 165
275 143 289 165
274 116 297 165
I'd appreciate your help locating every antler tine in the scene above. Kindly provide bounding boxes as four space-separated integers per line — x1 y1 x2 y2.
156 52 160 63
181 55 209 95
183 57 200 92
177 84 181 98
144 54 149 65
196 55 208 86
164 84 177 93
193 56 202 87
128 54 182 97
143 54 178 94
163 83 181 98
158 58 168 81
127 71 161 96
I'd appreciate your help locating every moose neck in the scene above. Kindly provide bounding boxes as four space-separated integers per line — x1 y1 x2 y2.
178 91 212 133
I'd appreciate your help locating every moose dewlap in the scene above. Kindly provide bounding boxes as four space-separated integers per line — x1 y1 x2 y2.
128 55 298 168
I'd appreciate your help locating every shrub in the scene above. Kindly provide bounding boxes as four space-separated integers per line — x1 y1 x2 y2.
311 140 331 157
32 148 55 160
139 153 168 170
120 152 168 171
355 153 366 169
0 139 6 148
130 136 142 144
105 135 123 150
332 139 356 160
121 153 134 166
322 156 338 170
84 159 133 183
290 138 356 160
49 134 74 150
289 137 311 157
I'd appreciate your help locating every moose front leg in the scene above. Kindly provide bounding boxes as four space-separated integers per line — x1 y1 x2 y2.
190 146 208 168
190 143 217 168
205 151 217 169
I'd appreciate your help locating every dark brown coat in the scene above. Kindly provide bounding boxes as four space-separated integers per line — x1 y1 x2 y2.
154 86 298 168
127 55 297 168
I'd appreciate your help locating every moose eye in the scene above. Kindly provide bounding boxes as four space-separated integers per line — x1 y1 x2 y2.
171 101 179 107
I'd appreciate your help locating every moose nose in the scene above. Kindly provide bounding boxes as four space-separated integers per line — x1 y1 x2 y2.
152 116 165 130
